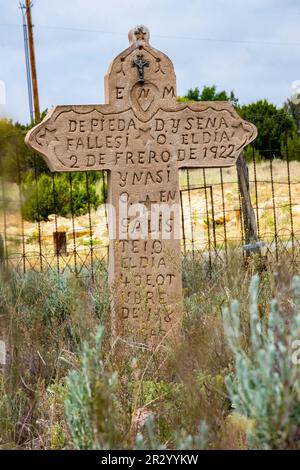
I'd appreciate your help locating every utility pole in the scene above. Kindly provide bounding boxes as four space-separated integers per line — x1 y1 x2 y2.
20 3 34 122
25 0 40 122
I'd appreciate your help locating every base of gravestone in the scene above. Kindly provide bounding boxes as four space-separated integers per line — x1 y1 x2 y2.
110 320 184 385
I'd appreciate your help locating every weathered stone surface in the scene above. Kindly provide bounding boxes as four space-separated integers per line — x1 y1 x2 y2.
25 25 257 347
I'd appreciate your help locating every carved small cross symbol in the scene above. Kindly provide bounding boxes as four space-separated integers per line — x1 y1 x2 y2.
132 54 150 84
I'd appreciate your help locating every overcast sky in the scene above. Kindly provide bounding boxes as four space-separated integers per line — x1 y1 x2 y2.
0 0 299 124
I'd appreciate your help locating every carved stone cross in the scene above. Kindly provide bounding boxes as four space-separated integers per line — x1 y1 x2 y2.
25 25 257 348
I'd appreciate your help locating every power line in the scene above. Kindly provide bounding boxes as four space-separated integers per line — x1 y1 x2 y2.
0 22 300 47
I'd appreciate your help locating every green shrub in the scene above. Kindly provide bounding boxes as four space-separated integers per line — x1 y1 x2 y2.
21 172 104 222
135 415 209 450
281 134 300 161
0 268 106 448
2 252 298 450
243 145 261 163
50 423 66 450
64 326 120 449
223 274 300 449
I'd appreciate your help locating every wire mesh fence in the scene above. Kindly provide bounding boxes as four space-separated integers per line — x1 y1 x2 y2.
1 136 300 276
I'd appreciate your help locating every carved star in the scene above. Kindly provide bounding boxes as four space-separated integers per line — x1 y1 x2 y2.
231 121 251 140
134 27 147 41
37 127 58 147
232 121 249 132
136 127 153 145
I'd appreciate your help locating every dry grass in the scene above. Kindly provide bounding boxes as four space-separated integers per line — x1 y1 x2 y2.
0 249 296 450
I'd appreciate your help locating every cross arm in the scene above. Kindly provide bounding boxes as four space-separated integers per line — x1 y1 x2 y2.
151 101 257 169
25 104 135 172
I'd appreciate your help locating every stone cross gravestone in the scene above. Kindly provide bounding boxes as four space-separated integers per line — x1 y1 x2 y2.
25 25 257 347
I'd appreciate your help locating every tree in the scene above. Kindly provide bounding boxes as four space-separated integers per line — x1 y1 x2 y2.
21 172 103 222
237 100 296 158
178 87 298 159
0 115 105 221
284 99 300 135
178 85 239 107
0 118 48 181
